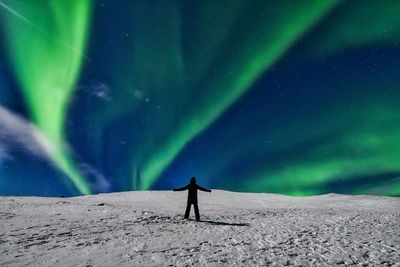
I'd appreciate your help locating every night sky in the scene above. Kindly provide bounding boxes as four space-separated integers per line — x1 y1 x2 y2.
0 0 399 196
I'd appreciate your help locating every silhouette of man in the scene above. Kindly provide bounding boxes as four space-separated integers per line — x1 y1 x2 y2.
173 177 211 221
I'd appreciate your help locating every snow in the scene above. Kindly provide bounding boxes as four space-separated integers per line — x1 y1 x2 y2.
1 190 399 266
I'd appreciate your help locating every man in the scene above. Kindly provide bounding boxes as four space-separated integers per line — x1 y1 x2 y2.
173 177 211 221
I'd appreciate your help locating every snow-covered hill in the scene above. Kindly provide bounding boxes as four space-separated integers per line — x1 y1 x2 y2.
1 190 399 266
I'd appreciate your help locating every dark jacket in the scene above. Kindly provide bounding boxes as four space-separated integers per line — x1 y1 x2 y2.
174 181 211 204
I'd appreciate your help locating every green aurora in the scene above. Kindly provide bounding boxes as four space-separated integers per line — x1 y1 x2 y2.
0 0 399 196
1 0 93 194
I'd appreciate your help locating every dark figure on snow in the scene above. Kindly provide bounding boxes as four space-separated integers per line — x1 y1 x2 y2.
173 177 211 221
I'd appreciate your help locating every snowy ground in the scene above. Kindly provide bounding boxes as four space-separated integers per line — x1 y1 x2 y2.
1 190 399 266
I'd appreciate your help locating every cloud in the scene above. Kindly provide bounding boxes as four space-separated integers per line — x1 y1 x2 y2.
0 105 111 193
92 83 111 101
77 82 112 101
0 105 55 163
78 163 111 193
0 144 13 166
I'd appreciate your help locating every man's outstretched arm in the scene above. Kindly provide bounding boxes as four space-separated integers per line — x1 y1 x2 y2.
173 185 189 191
197 185 212 192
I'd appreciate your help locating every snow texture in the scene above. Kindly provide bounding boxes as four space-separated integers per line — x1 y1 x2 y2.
1 190 399 266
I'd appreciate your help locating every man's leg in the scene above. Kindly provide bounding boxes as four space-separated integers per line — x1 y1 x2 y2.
194 204 200 221
184 203 191 219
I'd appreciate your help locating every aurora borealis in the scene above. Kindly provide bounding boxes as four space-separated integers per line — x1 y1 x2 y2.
0 0 399 196
1 0 92 194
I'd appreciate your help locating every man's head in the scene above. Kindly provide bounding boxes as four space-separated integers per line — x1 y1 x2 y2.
190 177 196 184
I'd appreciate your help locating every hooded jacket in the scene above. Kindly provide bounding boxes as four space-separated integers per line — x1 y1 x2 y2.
173 178 211 204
